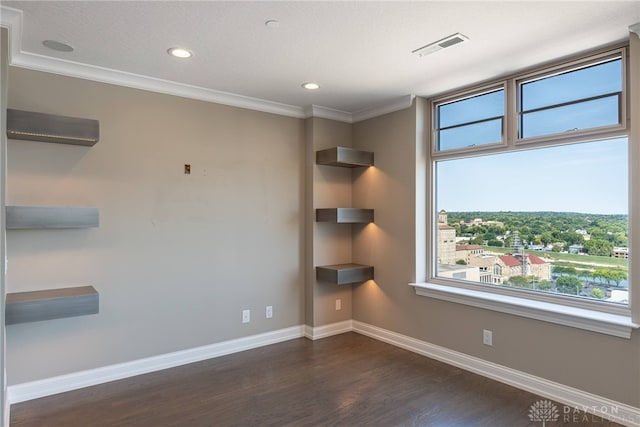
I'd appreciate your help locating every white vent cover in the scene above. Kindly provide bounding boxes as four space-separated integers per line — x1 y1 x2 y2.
412 33 469 57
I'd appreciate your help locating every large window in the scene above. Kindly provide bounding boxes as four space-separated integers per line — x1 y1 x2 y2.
430 48 629 314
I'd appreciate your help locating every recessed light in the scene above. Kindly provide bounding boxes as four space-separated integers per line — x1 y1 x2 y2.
42 40 74 52
302 82 320 90
167 47 193 59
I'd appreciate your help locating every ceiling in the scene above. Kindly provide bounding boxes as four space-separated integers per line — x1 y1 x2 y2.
1 1 640 121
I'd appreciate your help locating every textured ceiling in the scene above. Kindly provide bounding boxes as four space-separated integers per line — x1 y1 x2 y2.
2 1 640 117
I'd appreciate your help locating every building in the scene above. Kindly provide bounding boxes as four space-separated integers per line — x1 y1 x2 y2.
568 244 584 254
0 3 638 424
455 244 484 264
614 247 630 259
491 253 552 284
437 210 457 264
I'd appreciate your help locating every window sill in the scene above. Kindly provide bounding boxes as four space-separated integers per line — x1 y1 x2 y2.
410 282 639 339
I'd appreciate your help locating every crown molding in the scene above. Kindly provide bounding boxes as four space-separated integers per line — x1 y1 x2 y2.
0 6 22 64
0 6 306 119
304 105 353 123
10 51 307 119
630 23 640 37
352 94 415 123
1 5 413 123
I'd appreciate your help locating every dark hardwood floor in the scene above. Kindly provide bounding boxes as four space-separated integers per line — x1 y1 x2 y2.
11 332 622 426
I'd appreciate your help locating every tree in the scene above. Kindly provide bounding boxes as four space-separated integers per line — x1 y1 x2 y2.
609 269 627 287
552 265 577 277
593 268 627 286
456 259 467 265
583 239 613 257
487 239 503 247
562 231 584 246
540 231 554 246
507 276 531 288
592 268 608 285
590 288 605 299
556 276 583 295
538 280 553 291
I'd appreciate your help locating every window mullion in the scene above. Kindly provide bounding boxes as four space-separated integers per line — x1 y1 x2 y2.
506 78 517 145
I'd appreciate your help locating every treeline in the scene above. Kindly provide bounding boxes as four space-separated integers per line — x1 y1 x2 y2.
446 211 628 256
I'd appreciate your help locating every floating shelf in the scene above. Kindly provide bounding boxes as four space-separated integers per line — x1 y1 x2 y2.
6 206 99 229
316 146 374 168
7 109 99 146
316 208 374 223
6 286 99 325
316 263 374 285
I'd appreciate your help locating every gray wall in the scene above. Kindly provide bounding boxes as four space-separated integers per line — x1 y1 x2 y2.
5 68 305 385
351 100 640 407
305 117 354 327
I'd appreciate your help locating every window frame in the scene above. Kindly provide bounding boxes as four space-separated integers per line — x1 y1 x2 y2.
514 48 627 146
432 83 508 156
418 44 636 335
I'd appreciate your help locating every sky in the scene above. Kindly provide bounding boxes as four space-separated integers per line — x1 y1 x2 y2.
436 137 628 215
436 57 627 216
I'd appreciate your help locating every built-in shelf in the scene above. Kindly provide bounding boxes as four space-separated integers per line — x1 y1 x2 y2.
316 146 374 168
316 208 374 223
7 109 100 146
316 263 374 285
6 206 99 229
6 286 99 325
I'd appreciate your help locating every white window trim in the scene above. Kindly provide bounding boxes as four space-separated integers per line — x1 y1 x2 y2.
414 41 639 339
410 282 638 338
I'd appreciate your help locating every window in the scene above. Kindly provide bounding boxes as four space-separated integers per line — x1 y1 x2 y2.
518 55 622 140
435 87 505 152
428 47 630 317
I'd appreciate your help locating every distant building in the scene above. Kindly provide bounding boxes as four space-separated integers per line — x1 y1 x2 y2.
437 210 551 285
568 244 584 254
608 289 629 304
613 247 629 259
437 210 457 264
455 244 483 264
462 218 505 228
437 263 480 282
575 229 592 241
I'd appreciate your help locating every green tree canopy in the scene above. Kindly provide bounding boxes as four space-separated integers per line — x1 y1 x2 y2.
556 276 583 295
538 280 553 291
583 239 614 257
507 276 531 288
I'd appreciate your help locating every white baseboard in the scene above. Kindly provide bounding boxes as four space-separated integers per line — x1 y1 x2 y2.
304 320 353 340
8 325 304 404
352 320 640 427
3 393 8 427
7 320 640 426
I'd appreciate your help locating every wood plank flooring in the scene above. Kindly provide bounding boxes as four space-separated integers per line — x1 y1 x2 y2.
10 332 623 426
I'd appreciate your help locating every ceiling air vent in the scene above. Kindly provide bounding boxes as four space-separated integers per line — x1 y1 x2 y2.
412 32 469 57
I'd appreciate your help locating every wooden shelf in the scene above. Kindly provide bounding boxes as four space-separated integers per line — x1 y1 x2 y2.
316 263 374 285
6 206 99 229
6 286 99 325
316 147 374 168
7 109 99 146
316 208 374 223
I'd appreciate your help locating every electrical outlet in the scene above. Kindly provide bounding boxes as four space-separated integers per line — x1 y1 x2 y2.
242 309 250 323
266 306 273 319
483 329 493 346
335 299 342 310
